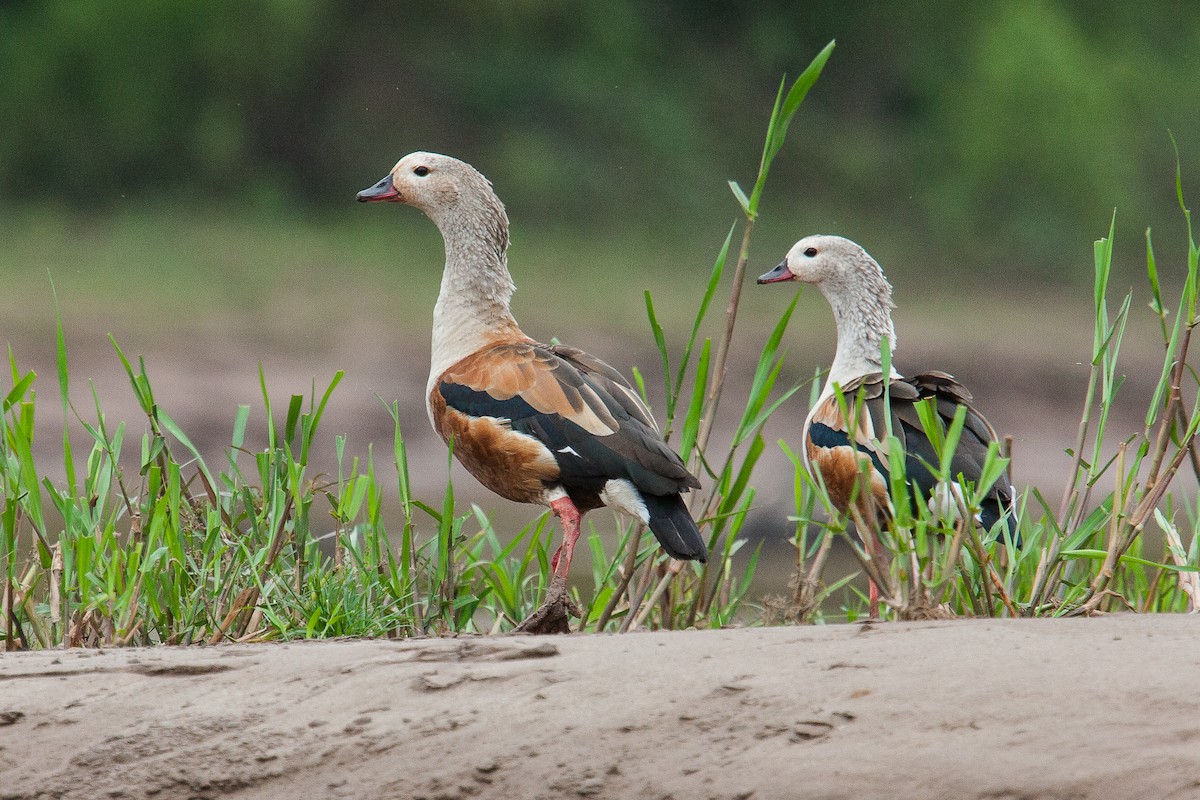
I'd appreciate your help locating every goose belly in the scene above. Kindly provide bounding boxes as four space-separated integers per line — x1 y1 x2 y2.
434 406 560 505
806 438 891 522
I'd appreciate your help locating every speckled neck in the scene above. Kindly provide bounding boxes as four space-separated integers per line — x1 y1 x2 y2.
819 263 899 393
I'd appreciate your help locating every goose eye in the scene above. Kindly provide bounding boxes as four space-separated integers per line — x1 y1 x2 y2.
803 247 818 257
413 165 430 177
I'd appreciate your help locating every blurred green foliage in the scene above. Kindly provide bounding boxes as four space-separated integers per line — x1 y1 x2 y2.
1 0 1198 280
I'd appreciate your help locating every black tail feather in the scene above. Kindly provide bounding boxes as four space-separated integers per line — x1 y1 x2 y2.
981 498 1020 548
641 493 707 563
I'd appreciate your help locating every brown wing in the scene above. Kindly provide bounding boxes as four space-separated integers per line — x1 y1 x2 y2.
896 372 1012 522
550 344 660 432
435 342 699 499
805 372 1011 527
439 341 621 436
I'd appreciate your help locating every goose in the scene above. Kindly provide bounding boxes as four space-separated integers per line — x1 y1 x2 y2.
357 153 706 633
758 234 1014 618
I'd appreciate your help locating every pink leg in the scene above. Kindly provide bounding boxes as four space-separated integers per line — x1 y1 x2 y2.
858 519 886 621
513 496 583 634
549 496 582 583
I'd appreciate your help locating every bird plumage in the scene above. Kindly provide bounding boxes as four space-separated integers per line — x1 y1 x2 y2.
803 370 1011 532
358 152 705 631
429 339 704 559
759 234 1014 615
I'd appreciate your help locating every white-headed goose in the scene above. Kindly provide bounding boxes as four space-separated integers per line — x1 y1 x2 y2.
357 153 706 633
758 234 1014 617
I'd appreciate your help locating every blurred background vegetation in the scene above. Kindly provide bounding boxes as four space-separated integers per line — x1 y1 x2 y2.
1 0 1197 561
2 0 1197 277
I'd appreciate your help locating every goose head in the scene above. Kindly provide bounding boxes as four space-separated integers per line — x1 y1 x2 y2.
759 234 898 384
356 152 506 235
756 234 881 288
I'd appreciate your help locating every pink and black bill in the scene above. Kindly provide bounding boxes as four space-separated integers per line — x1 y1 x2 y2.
756 259 794 284
356 175 400 202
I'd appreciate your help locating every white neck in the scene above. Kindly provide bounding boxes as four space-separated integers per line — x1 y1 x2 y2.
424 205 524 417
819 273 900 395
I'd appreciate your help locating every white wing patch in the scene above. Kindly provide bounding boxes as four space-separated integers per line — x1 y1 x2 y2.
557 446 581 457
599 479 650 525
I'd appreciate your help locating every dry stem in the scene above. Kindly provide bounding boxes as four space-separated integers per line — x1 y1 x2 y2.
1160 517 1200 612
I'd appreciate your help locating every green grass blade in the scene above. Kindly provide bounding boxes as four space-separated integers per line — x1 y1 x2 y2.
748 40 836 214
49 275 77 495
